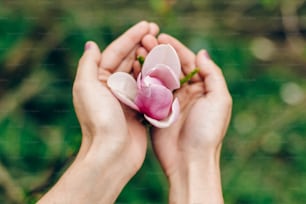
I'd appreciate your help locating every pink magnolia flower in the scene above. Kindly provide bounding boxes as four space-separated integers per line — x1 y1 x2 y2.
107 44 181 128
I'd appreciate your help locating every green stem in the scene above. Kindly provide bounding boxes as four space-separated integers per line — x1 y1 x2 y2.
180 68 200 85
137 56 145 66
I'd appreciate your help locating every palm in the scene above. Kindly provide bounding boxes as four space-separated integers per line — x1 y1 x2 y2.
145 34 232 177
152 81 230 175
98 71 147 171
151 83 205 175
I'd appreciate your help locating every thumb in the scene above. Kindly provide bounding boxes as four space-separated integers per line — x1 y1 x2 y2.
76 41 101 81
196 50 229 95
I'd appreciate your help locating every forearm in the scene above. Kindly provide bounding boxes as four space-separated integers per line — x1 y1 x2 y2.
168 150 224 204
38 136 132 204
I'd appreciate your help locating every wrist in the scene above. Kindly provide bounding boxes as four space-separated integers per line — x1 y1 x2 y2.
38 133 134 204
38 149 132 204
168 150 224 204
81 152 133 203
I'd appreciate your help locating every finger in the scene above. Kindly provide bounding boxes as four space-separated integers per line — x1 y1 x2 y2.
141 34 158 51
174 82 204 113
149 22 160 36
136 46 148 58
157 33 201 82
98 46 138 82
133 60 141 78
133 46 147 78
98 68 111 83
116 46 138 72
76 41 101 82
137 34 158 78
101 21 150 71
196 50 230 96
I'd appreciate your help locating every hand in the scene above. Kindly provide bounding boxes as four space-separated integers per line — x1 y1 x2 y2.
142 34 232 203
38 21 159 204
74 21 158 171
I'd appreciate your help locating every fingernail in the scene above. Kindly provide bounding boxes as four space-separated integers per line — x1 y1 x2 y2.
85 42 91 51
203 50 210 60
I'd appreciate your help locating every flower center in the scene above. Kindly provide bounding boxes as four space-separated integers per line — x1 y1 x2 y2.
143 76 163 87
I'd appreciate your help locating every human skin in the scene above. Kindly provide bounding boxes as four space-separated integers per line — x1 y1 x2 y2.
140 33 232 204
37 21 232 204
37 21 159 204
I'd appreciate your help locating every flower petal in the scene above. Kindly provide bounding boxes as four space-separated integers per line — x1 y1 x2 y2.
147 64 180 90
144 98 180 128
107 72 139 111
142 44 181 79
135 80 173 120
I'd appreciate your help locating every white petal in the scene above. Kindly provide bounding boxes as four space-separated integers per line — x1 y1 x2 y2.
144 98 180 128
147 64 180 90
142 44 181 78
107 72 139 111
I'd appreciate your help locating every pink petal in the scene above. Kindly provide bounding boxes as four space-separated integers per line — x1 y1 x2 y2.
137 73 163 88
135 80 173 120
147 64 180 90
144 98 180 128
107 72 139 111
142 44 181 79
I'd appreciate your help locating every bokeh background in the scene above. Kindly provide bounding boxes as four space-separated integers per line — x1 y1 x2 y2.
1 0 306 203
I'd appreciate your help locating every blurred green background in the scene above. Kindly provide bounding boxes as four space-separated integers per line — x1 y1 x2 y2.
1 0 306 203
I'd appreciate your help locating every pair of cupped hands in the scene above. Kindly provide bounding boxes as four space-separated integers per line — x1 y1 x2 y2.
38 21 232 204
